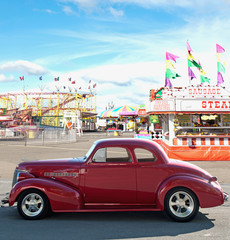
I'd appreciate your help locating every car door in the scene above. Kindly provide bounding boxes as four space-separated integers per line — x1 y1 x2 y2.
134 147 167 204
83 146 137 204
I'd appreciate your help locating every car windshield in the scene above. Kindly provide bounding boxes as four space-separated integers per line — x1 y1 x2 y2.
84 143 96 160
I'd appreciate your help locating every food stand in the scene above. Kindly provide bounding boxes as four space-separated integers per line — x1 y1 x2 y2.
134 106 163 141
147 85 230 161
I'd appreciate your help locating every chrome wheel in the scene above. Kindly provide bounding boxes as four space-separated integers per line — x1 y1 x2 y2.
21 193 44 217
165 187 199 222
17 189 50 220
169 191 194 218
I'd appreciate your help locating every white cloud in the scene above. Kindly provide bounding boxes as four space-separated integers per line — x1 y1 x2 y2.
111 0 190 8
0 60 48 76
59 0 98 10
62 6 78 15
111 0 229 9
108 7 124 17
0 74 15 82
43 9 57 14
47 61 164 112
33 8 57 14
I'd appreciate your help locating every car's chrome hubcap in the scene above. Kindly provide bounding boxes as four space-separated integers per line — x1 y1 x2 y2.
169 191 194 218
21 193 44 217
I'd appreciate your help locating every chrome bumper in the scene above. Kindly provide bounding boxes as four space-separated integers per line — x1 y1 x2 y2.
1 196 9 205
224 192 229 201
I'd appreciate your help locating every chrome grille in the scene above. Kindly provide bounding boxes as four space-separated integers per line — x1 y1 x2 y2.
12 169 19 187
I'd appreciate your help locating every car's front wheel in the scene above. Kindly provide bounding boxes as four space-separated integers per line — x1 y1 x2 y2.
17 189 50 220
164 187 199 222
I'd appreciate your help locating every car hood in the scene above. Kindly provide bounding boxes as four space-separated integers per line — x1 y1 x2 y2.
17 157 85 173
16 157 86 187
168 159 213 180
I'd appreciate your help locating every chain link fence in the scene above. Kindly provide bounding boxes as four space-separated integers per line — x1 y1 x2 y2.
0 128 78 146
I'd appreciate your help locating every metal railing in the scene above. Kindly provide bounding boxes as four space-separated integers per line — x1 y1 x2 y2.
0 128 77 146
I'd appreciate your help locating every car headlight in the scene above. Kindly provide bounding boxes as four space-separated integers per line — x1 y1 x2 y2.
12 169 28 187
209 177 221 189
210 181 219 188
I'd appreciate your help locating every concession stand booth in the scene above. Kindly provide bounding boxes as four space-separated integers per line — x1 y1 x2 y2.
148 86 230 161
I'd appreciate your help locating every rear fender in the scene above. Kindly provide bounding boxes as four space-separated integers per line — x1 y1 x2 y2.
156 175 224 210
9 178 83 211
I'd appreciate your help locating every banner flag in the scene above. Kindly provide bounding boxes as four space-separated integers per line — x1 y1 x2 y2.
188 59 202 69
216 44 225 53
187 40 193 52
165 77 172 88
200 75 210 83
166 52 180 62
216 43 225 86
164 52 180 87
188 67 196 80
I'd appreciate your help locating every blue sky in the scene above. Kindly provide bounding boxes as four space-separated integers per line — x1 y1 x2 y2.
1 0 230 112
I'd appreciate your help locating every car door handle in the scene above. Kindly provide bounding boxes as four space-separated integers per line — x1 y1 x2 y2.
79 169 87 174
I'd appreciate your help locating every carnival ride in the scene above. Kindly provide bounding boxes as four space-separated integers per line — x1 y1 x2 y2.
0 91 97 128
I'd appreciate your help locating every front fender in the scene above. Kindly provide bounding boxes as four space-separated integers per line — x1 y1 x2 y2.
9 178 83 211
156 175 225 210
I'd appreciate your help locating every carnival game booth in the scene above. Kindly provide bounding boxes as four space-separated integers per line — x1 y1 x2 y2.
99 105 137 134
148 86 230 161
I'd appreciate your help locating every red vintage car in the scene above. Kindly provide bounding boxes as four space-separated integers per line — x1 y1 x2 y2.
7 138 228 221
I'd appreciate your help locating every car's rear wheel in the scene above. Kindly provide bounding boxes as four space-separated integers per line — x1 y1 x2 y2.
164 187 199 222
17 189 50 220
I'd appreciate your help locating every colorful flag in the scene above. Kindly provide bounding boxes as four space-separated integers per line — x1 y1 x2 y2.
79 87 81 90
166 60 175 69
216 44 225 86
217 72 224 85
188 59 202 69
187 40 192 52
20 76 24 81
165 77 172 88
216 53 223 63
188 67 196 80
166 52 180 62
216 44 225 53
187 41 209 84
217 62 225 73
187 52 195 61
68 78 71 82
93 83 97 88
71 81 76 84
89 80 91 84
200 75 210 83
54 77 59 81
164 52 180 88
165 69 181 79
39 76 42 81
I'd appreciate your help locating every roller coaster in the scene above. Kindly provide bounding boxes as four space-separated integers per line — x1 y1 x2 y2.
0 91 96 128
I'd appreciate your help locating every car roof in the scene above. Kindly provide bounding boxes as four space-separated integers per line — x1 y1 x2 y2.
94 138 162 150
93 138 169 163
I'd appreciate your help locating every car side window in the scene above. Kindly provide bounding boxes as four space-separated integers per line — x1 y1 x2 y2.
92 147 131 163
106 147 131 163
92 148 106 162
134 148 156 162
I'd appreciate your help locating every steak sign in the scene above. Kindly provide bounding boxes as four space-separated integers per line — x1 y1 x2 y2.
202 100 230 109
178 99 230 112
